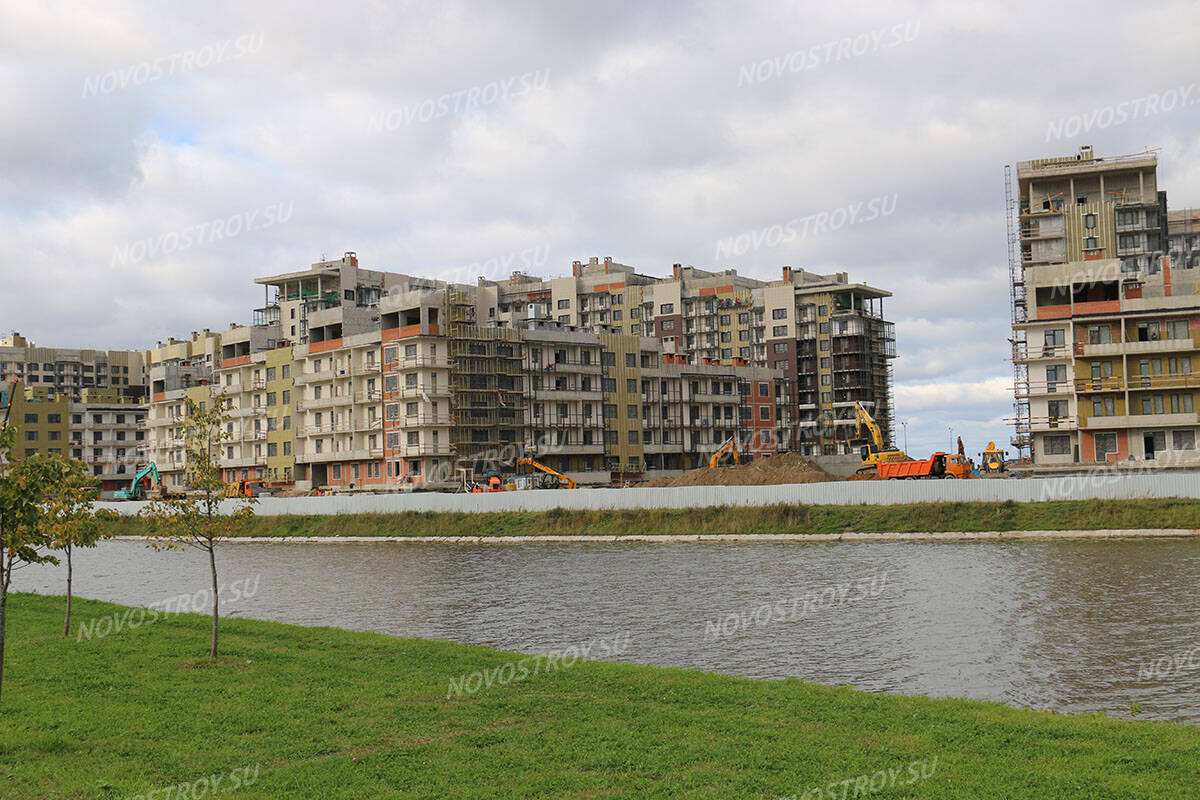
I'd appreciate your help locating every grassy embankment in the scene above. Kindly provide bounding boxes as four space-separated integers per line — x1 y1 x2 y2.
102 498 1200 538
4 592 1200 798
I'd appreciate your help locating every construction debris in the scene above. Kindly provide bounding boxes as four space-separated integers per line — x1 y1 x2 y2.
640 453 847 487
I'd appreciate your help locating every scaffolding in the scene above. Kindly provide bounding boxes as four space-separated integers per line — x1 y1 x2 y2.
445 292 527 464
1007 163 1032 457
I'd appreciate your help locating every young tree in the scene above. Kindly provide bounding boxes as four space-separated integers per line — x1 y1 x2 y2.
141 396 255 658
0 428 84 701
44 455 118 637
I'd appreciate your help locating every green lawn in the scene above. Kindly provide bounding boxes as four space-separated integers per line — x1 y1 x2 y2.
3 593 1199 798
103 498 1200 539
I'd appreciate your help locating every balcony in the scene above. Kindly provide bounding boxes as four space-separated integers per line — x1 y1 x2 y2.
397 384 452 399
294 369 336 385
1082 412 1198 430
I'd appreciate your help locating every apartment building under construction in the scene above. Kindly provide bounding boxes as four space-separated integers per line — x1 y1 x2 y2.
1010 146 1200 467
143 251 896 490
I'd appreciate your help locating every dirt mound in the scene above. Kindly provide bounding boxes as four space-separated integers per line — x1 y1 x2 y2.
641 452 845 487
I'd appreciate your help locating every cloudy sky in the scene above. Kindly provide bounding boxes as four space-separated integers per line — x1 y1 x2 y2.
3 0 1200 456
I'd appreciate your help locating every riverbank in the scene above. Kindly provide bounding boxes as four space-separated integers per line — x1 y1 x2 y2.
5 592 1200 798
102 498 1200 539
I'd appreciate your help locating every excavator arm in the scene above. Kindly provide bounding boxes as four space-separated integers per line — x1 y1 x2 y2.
853 402 885 450
708 436 740 469
516 457 578 489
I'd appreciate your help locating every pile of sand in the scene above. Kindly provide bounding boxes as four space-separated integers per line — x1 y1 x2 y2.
640 452 846 487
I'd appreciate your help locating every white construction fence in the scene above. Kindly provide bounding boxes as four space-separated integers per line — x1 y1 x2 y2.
96 473 1200 516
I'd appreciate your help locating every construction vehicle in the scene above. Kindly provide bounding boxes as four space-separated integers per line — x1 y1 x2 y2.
877 453 949 480
979 442 1007 474
515 457 578 489
853 402 909 473
943 453 976 479
225 479 275 498
114 462 162 500
709 436 740 469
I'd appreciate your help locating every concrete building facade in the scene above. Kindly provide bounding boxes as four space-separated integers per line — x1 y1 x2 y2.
144 252 896 490
1012 147 1200 467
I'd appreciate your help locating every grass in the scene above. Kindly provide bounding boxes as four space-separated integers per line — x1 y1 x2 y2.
100 498 1200 539
2 593 1200 798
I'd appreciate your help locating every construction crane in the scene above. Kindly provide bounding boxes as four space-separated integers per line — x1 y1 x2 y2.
114 462 161 501
708 435 740 469
853 402 909 474
516 457 578 489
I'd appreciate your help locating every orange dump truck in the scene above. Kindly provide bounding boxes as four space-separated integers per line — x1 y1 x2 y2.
877 452 949 480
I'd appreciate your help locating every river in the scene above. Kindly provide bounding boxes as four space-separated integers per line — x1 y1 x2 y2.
16 537 1200 722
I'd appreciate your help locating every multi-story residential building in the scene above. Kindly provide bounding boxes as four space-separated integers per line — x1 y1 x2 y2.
1011 147 1200 467
0 332 147 401
146 251 896 490
478 258 897 455
0 382 147 495
1167 209 1200 271
144 331 220 487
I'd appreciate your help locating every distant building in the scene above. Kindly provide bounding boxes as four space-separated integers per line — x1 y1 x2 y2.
147 252 898 490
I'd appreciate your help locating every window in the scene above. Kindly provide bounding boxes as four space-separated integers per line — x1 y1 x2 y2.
1047 399 1068 426
1044 435 1071 455
1085 213 1096 230
1092 396 1115 416
407 431 419 446
660 303 674 314
1046 364 1065 390
1094 432 1118 460
1142 395 1165 415
659 320 674 332
626 353 636 367
282 365 290 379
772 308 787 320
1088 325 1112 344
772 325 787 337
1174 431 1196 450
1085 237 1098 250
331 464 341 480
386 403 399 420
626 379 637 393
773 342 789 354
1167 320 1190 340
23 413 37 423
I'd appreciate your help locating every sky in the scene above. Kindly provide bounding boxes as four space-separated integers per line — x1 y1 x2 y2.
2 0 1200 458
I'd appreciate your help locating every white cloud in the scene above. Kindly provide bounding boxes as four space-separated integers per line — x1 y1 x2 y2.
1 0 1198 461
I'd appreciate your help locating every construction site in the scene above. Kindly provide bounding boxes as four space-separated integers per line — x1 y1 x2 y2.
6 149 1200 499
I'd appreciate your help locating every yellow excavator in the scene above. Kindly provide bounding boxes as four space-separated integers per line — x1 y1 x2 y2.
854 402 910 474
516 457 578 489
979 442 1007 474
709 435 741 469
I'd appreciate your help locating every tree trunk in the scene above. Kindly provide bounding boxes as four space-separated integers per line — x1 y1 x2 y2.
208 543 219 659
0 556 9 704
63 544 72 637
